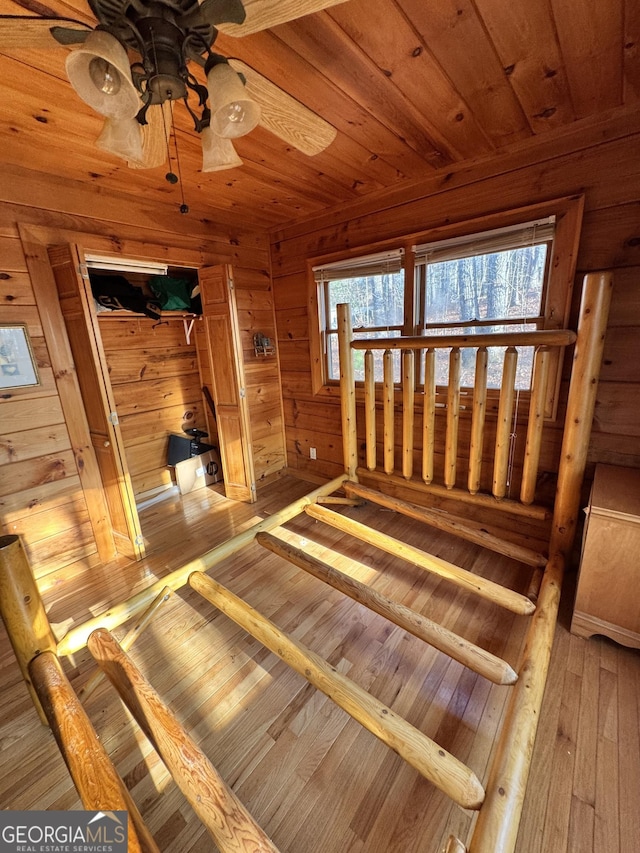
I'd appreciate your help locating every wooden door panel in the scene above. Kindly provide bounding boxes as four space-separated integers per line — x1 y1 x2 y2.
47 244 145 559
199 265 255 503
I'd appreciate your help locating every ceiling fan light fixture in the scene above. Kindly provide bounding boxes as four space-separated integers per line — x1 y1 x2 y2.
201 125 243 172
206 61 261 139
96 116 144 165
65 29 140 119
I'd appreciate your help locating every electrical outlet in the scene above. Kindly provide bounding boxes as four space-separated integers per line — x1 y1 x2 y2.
310 447 317 460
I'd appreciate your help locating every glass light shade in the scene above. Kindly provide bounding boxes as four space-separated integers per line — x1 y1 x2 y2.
96 117 144 165
201 126 243 172
206 63 261 139
66 30 140 119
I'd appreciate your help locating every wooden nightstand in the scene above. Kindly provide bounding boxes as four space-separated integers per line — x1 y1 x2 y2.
571 464 640 648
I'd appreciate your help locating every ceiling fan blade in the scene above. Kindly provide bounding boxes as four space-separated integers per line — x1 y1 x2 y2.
217 0 349 37
228 59 336 155
129 104 170 170
0 15 91 49
196 0 246 28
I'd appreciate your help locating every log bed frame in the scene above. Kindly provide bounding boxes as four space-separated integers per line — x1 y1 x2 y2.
0 270 613 852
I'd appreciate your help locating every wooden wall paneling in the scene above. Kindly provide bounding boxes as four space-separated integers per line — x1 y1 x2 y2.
228 265 286 486
111 373 202 418
271 124 640 476
0 423 71 466
0 271 33 306
0 475 82 520
0 188 271 272
3 491 88 544
14 225 116 568
120 402 205 447
97 314 205 502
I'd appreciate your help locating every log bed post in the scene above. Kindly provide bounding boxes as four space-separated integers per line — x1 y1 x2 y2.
549 270 614 558
469 271 614 853
337 303 358 479
29 651 159 853
0 534 58 724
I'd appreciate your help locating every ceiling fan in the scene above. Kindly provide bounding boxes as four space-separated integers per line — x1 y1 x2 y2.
0 0 342 177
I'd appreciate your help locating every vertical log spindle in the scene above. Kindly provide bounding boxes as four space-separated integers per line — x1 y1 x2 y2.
364 349 377 471
492 346 518 499
337 303 358 479
422 348 436 484
520 347 550 505
402 349 415 479
468 346 488 495
444 348 461 489
383 349 395 474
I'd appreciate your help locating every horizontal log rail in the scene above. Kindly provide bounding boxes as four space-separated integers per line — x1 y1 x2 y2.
349 329 577 350
305 503 535 616
257 530 517 685
190 571 485 811
343 481 547 567
88 629 280 853
358 469 551 520
29 651 158 853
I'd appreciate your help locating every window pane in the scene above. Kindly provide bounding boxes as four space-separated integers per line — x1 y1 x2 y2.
429 323 538 390
327 329 401 381
425 244 548 325
328 272 405 329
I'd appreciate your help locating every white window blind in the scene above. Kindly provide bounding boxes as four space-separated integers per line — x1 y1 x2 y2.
313 249 404 283
413 217 555 265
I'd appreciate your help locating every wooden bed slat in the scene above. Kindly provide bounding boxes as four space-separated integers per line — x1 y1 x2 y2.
56 472 349 656
257 529 518 685
342 481 548 567
87 628 280 853
304 503 535 615
78 586 173 702
190 571 486 810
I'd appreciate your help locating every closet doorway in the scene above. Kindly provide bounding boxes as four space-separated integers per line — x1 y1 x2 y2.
20 224 255 564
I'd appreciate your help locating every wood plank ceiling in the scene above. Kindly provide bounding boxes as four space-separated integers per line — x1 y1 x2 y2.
0 0 638 230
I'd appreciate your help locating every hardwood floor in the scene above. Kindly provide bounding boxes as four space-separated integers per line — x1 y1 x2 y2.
0 475 638 852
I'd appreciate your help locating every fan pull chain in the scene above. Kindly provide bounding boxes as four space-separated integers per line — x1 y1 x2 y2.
170 104 189 214
149 23 189 214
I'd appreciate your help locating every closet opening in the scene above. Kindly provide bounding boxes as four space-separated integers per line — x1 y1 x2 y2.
85 254 224 521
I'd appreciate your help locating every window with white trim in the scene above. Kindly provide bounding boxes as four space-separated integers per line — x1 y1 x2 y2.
314 249 405 382
313 217 555 390
414 217 555 389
